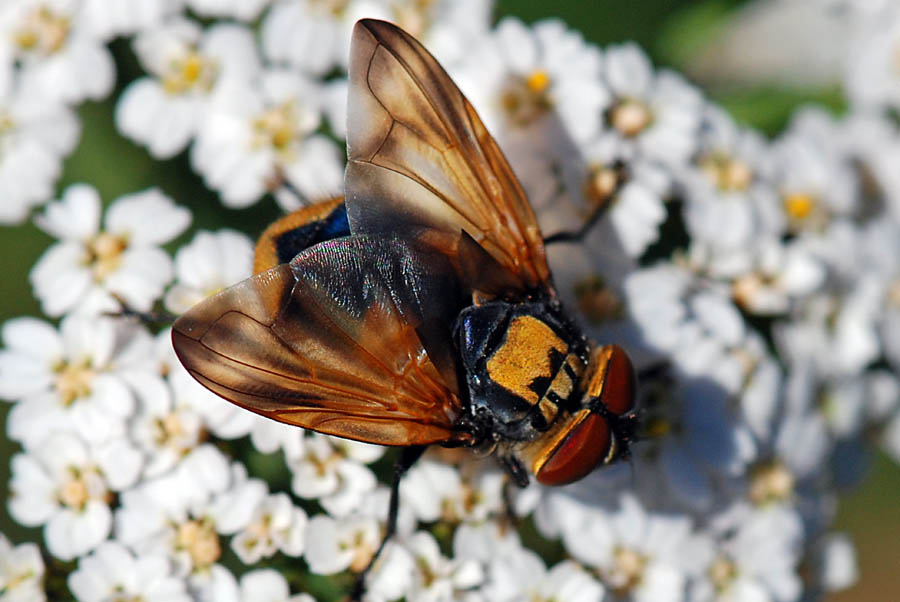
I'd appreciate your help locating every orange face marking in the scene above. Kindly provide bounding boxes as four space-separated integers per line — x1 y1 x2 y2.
485 315 567 406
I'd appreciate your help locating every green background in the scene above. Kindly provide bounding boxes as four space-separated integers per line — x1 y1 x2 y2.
1 0 897 599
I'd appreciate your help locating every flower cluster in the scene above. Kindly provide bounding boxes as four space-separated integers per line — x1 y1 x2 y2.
1 0 898 600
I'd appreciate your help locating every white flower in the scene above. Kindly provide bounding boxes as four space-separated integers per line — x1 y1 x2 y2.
128 370 205 478
0 73 79 225
815 532 858 593
557 133 670 258
839 113 900 223
383 0 493 66
364 539 415 602
164 229 254 315
205 463 269 536
845 7 900 111
231 492 308 564
401 458 504 524
184 0 270 22
191 69 344 209
248 414 306 458
777 270 881 379
304 513 381 575
692 503 804 602
0 315 153 448
8 431 141 560
626 262 761 389
473 541 603 602
260 0 388 77
116 19 260 159
403 531 484 602
68 541 191 602
80 0 181 40
643 375 757 510
602 42 703 169
728 237 825 315
0 0 115 104
30 185 189 316
769 119 859 234
115 444 232 575
195 566 313 602
679 106 781 268
287 434 383 517
562 494 711 602
453 18 608 143
0 534 45 602
167 355 256 441
526 561 604 602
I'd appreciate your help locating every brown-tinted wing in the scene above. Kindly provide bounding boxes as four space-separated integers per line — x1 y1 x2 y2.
172 236 473 447
346 18 552 294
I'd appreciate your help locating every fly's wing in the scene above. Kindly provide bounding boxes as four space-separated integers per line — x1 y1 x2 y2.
346 18 553 294
172 236 472 447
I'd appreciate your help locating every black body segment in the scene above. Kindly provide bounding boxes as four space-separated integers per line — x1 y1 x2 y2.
276 203 349 264
253 198 350 274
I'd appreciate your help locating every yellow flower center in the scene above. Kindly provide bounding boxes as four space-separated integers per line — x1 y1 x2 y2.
154 412 190 450
14 6 70 56
59 476 89 509
241 513 273 552
584 164 622 210
731 271 777 312
783 192 815 221
0 110 15 139
347 529 375 573
887 279 900 308
608 545 647 593
708 554 738 592
500 70 554 127
253 102 303 157
55 359 94 406
609 98 653 137
749 460 794 505
526 69 551 94
162 50 218 95
176 518 221 570
392 0 435 38
309 0 351 17
699 154 753 192
307 447 345 477
86 232 128 282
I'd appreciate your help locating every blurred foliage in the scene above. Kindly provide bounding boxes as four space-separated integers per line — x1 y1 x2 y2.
0 2 897 601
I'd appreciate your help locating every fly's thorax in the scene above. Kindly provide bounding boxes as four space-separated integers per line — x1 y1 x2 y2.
455 298 589 440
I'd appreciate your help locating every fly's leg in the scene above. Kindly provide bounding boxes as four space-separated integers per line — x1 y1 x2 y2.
349 445 427 601
107 294 176 326
542 161 628 246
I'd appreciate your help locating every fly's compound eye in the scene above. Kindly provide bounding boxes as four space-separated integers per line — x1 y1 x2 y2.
535 411 612 486
591 344 636 417
533 345 637 486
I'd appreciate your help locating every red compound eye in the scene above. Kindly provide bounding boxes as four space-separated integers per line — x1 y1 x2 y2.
598 345 636 416
535 412 612 486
